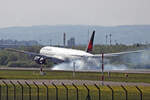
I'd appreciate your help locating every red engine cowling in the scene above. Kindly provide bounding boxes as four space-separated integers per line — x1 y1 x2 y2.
33 56 46 64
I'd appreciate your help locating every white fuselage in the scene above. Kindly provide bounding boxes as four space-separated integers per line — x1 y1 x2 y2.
40 46 93 61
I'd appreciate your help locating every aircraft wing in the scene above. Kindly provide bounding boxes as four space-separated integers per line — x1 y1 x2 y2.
84 49 146 59
5 48 40 56
5 48 65 63
59 49 147 59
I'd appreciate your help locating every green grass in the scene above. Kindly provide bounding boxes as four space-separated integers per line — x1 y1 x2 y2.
0 69 150 83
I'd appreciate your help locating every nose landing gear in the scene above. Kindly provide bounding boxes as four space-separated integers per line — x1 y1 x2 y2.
40 65 46 75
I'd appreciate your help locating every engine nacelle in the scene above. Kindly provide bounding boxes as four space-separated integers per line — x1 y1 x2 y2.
33 56 46 64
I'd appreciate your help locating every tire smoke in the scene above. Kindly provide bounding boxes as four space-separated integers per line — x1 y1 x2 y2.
52 49 150 71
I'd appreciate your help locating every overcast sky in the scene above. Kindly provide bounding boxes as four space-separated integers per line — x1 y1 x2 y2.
0 0 150 28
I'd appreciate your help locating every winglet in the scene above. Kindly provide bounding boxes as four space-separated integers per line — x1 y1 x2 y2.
86 30 95 52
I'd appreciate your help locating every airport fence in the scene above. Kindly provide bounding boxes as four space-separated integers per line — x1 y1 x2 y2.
0 80 150 100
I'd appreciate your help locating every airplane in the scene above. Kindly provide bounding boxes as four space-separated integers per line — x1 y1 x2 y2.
6 30 145 68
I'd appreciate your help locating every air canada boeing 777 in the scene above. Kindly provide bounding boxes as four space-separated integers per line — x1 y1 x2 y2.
6 30 145 66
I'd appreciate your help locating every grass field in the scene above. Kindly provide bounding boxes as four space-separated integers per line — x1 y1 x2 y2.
0 69 150 83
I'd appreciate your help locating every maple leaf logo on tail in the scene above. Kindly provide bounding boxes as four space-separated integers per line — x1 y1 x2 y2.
86 30 95 53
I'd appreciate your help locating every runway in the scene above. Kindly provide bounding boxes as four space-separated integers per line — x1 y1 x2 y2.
0 80 150 86
1 67 150 73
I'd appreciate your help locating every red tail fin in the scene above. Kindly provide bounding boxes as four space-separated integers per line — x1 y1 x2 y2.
86 30 95 52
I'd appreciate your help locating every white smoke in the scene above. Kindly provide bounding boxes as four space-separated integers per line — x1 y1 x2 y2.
120 49 150 69
52 58 128 71
104 64 127 70
52 59 100 71
52 49 150 71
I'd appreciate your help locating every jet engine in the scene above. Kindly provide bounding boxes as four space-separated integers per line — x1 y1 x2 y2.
33 56 46 64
